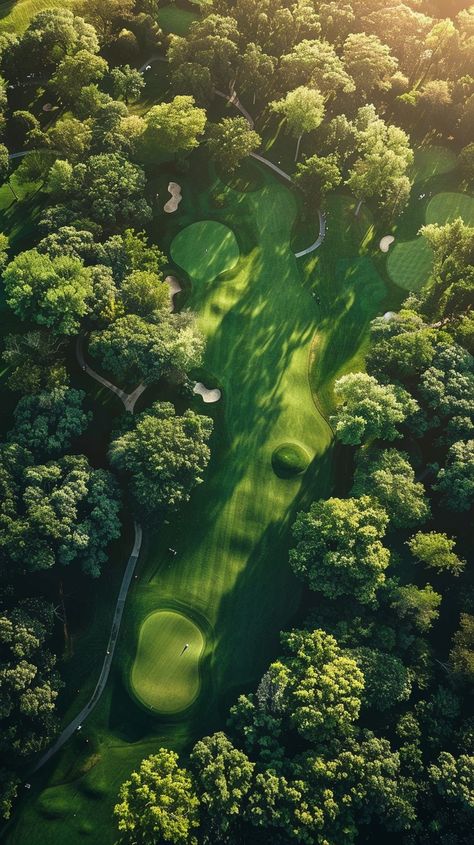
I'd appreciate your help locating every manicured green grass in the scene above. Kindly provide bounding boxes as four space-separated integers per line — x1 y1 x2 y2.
0 0 69 32
306 194 388 414
426 191 474 226
130 610 204 714
272 442 310 478
157 4 198 35
171 220 240 281
387 189 474 291
387 237 434 292
411 145 457 184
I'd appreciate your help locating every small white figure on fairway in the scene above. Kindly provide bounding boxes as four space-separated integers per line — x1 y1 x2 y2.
180 643 189 656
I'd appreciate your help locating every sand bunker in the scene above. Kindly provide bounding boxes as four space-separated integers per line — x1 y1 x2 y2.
380 235 395 253
193 382 221 404
164 182 182 213
382 311 396 322
165 275 182 312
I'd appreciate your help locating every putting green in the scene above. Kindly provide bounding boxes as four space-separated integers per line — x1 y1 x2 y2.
130 610 204 714
171 221 240 282
387 190 474 292
426 192 474 226
387 237 434 292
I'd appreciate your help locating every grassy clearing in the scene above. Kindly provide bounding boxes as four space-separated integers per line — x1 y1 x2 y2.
157 4 198 36
411 145 457 183
387 237 434 292
172 220 240 281
130 610 204 714
0 0 69 32
426 191 474 226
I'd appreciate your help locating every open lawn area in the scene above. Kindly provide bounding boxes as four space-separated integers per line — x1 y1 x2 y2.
0 0 69 32
157 3 198 36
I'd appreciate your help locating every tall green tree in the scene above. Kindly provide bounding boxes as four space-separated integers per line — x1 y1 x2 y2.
140 96 206 158
0 446 121 577
8 387 91 459
290 496 390 604
3 250 92 335
114 749 200 845
295 153 342 203
89 311 204 384
408 532 466 576
270 86 325 161
207 117 261 173
331 372 418 445
109 402 213 514
191 733 254 840
434 439 474 511
351 448 430 529
343 33 398 97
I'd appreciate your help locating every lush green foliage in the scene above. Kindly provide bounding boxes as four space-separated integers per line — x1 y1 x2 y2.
109 402 212 514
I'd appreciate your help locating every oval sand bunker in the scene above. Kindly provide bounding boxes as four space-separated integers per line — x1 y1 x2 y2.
194 382 221 403
380 235 395 253
165 275 182 312
131 610 204 714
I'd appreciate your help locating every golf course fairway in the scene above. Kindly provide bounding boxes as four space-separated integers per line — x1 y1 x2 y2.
130 610 204 714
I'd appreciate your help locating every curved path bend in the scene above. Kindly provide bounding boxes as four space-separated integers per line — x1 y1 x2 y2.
32 522 143 773
214 89 325 257
76 336 147 413
31 343 146 773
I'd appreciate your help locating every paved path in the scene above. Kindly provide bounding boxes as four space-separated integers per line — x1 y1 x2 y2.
215 88 325 257
76 336 147 413
31 343 147 773
32 522 143 773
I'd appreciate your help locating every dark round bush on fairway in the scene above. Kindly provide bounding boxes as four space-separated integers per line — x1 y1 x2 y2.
272 443 310 478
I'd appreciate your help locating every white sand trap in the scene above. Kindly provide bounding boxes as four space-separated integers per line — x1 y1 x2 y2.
165 275 182 312
164 182 182 213
380 235 395 253
383 311 396 321
42 103 52 112
193 382 221 404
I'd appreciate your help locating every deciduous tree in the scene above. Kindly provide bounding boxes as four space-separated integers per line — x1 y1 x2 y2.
290 496 390 604
109 402 213 514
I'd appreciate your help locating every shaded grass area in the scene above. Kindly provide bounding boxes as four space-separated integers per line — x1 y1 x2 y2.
426 191 474 226
0 0 69 32
130 609 204 715
157 3 197 36
305 194 389 415
381 144 474 293
387 237 434 292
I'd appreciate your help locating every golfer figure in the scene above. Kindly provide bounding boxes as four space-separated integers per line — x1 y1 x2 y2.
180 643 189 656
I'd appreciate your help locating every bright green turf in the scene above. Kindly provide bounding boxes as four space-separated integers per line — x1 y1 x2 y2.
426 191 474 226
411 145 457 184
171 220 240 281
0 0 70 32
130 610 204 714
272 443 310 477
157 5 198 35
387 237 434 292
